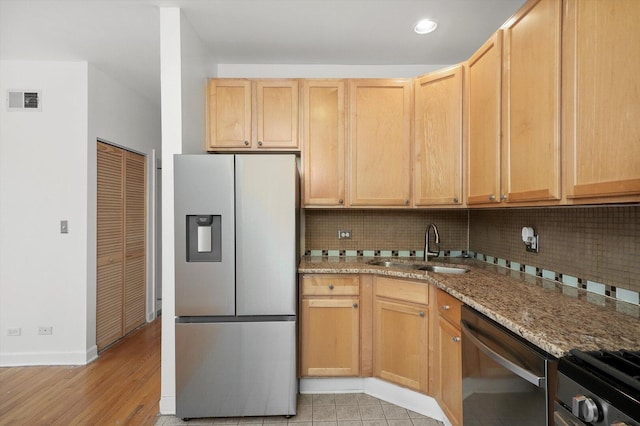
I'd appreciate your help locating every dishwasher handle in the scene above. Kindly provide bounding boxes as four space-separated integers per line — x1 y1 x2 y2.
460 319 546 387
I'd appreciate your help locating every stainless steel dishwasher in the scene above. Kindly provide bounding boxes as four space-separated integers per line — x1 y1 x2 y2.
461 306 557 426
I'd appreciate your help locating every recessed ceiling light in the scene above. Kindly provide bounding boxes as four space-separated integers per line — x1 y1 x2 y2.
414 19 438 35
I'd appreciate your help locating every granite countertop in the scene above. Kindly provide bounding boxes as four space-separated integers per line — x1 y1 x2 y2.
298 256 640 358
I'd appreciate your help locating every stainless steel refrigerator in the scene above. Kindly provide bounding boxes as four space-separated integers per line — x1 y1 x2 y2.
174 154 298 420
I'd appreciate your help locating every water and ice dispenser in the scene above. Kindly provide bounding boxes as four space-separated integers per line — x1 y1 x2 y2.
186 215 222 262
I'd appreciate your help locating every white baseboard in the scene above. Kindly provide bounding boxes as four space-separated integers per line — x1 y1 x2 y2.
300 377 451 426
159 396 176 415
0 346 98 366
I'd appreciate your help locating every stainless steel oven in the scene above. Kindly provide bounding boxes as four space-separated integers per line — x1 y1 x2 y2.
461 306 557 426
555 349 640 426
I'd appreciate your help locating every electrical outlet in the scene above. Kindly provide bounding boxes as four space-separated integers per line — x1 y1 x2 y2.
7 328 21 336
338 230 352 239
38 326 53 335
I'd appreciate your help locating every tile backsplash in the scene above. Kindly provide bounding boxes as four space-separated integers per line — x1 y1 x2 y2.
304 209 468 253
469 205 639 294
304 204 639 295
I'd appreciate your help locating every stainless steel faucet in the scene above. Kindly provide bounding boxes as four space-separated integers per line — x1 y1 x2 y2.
424 223 440 261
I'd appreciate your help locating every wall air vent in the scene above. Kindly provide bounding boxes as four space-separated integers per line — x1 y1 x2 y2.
6 90 42 111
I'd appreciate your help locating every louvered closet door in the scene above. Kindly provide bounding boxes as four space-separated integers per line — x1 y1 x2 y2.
97 142 124 350
124 151 146 333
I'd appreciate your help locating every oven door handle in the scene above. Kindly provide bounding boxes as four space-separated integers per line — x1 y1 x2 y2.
460 319 546 387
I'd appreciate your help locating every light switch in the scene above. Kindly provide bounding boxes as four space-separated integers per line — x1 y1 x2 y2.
61 220 68 234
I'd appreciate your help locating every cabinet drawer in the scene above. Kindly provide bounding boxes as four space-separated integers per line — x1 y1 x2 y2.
301 275 359 296
375 277 428 305
437 289 462 327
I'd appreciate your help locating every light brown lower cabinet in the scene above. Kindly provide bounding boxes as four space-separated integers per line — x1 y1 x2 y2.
373 277 429 393
299 274 464 424
300 275 360 376
433 289 463 426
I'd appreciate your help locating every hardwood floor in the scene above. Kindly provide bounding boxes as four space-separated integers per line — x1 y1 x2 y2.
0 317 161 425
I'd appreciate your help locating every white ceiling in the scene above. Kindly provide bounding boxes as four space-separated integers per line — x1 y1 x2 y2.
0 0 527 106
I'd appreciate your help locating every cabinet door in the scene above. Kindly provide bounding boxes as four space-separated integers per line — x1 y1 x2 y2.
414 66 464 206
300 298 360 376
563 0 640 202
97 142 124 350
349 79 412 207
502 0 561 203
302 80 346 206
123 150 146 334
467 32 502 205
374 299 428 392
208 79 252 149
256 80 299 149
437 317 462 426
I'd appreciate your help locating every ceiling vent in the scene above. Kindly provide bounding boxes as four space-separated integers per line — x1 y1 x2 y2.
6 90 42 111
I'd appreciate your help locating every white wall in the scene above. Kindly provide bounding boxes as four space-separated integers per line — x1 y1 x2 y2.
159 7 216 414
87 64 161 350
0 60 90 365
217 64 447 78
0 59 161 367
180 13 216 154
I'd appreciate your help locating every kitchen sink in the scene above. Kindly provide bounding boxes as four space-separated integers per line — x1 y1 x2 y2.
366 260 418 270
366 259 469 274
415 265 469 274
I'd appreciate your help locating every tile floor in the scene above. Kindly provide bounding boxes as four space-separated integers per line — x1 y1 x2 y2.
155 393 445 426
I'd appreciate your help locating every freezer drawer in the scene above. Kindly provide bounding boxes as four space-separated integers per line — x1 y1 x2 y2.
176 319 297 419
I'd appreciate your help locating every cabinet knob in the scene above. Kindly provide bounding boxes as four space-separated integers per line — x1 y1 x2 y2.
258 141 263 146
419 311 425 317
442 304 450 311
488 194 496 201
338 199 344 205
405 199 410 205
244 140 249 146
353 303 359 308
453 197 459 203
500 194 508 201
452 336 461 343
328 284 334 290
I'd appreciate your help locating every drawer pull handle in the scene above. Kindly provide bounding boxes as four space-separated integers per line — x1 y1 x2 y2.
328 284 334 290
452 336 461 343
442 304 450 311
338 199 344 205
419 311 425 317
244 140 249 146
258 141 263 146
353 303 358 308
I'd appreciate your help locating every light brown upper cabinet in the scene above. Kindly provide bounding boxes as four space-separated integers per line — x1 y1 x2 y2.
501 0 562 204
302 80 347 207
348 79 413 207
467 0 562 207
562 0 640 203
466 32 503 205
208 79 299 151
414 65 464 207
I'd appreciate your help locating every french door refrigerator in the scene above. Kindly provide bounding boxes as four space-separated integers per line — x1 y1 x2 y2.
174 154 298 420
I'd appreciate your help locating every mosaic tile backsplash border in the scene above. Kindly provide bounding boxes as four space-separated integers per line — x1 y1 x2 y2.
302 249 640 308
